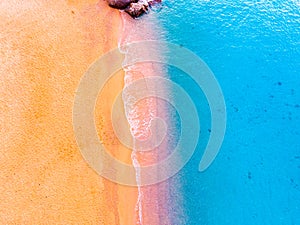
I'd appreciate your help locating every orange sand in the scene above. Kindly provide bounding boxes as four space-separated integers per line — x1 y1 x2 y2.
0 0 139 224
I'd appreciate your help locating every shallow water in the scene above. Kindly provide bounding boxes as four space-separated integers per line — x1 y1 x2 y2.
153 0 300 224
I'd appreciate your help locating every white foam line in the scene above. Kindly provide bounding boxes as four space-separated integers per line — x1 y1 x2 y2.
118 19 144 224
131 150 143 225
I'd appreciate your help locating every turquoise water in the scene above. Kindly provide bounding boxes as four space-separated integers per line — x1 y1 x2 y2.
156 1 300 224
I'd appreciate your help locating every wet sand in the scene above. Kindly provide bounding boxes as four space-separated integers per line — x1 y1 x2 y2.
119 12 171 225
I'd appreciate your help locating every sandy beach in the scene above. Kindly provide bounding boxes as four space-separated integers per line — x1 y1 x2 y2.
0 0 171 224
0 0 137 223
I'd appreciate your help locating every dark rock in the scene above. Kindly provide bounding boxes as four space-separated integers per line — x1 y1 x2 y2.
125 1 149 18
107 0 161 18
107 0 137 9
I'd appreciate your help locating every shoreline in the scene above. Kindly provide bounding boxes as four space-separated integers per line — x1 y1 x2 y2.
0 0 174 224
119 11 172 225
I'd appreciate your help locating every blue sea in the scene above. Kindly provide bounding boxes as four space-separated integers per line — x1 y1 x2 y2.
155 0 300 224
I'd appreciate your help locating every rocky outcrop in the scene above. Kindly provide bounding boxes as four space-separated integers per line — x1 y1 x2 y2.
107 0 161 18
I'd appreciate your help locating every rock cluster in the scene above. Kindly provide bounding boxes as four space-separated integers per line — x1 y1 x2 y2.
107 0 160 18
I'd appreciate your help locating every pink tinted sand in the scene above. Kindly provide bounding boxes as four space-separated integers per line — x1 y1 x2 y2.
119 11 171 225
